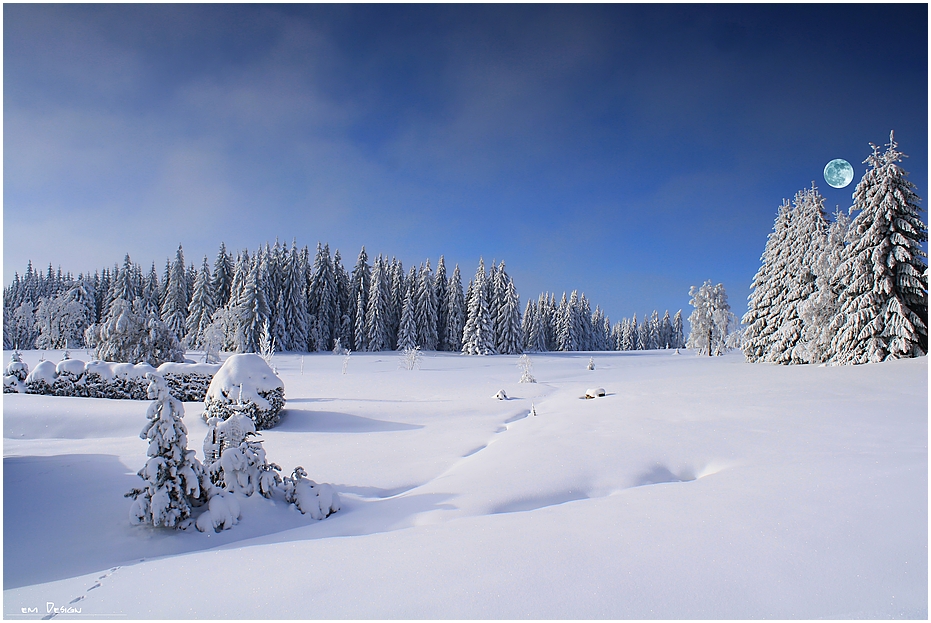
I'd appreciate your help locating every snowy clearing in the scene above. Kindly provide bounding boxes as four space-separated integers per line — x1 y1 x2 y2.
3 349 927 618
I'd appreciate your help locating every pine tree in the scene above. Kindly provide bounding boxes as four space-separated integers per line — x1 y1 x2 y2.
435 257 449 351
185 257 216 349
307 243 337 352
236 258 270 354
766 185 829 364
281 243 308 351
365 256 391 351
212 242 234 309
415 260 438 351
350 247 371 352
396 287 418 351
496 278 523 354
462 259 495 355
672 310 684 349
127 373 208 529
445 265 465 352
161 245 189 341
743 199 792 362
831 132 928 363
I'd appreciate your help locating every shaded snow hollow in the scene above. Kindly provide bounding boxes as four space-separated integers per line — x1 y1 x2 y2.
2 349 927 619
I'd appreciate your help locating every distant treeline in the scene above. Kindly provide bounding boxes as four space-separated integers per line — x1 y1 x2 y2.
3 241 684 356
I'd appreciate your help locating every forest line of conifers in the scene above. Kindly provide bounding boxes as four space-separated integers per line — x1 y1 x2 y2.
3 241 685 363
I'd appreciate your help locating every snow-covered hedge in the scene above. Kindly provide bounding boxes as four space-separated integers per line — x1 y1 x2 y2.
8 357 220 402
3 352 29 393
203 354 285 431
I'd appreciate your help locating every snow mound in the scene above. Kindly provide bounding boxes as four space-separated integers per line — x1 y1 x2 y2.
203 354 285 430
584 387 606 399
494 389 508 400
25 360 58 392
195 491 242 533
157 362 223 377
56 358 86 378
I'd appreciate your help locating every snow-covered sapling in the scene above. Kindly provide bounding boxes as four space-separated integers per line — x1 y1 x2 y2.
587 357 595 371
126 373 208 529
203 413 282 498
342 351 351 375
3 351 29 393
517 354 536 383
258 319 276 372
494 389 508 400
281 467 340 520
399 346 422 371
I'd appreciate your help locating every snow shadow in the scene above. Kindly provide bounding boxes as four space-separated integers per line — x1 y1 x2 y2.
4 454 141 589
490 491 589 515
276 409 424 433
634 464 697 487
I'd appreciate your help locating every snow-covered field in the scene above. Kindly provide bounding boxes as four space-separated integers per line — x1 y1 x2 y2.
3 348 927 619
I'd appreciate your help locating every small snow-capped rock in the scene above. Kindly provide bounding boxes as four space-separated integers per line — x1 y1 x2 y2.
494 389 508 400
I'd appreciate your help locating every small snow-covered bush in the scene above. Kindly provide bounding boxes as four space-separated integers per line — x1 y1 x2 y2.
80 361 156 400
126 373 209 529
398 346 422 371
24 360 58 394
281 467 340 520
203 413 282 498
587 357 595 371
517 354 536 383
3 351 28 393
203 354 285 430
6 351 28 381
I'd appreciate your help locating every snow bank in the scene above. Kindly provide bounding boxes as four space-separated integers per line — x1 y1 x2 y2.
204 354 285 430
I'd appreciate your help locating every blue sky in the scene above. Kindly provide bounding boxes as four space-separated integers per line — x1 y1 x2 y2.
4 4 927 323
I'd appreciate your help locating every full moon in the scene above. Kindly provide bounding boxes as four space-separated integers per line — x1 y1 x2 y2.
824 158 854 188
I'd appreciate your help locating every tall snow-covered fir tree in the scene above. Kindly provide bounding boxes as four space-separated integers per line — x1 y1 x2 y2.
672 310 684 349
434 256 449 351
212 242 233 310
462 259 495 355
742 199 793 363
236 258 270 354
445 264 465 352
365 256 392 351
830 132 928 363
765 185 829 364
127 373 208 529
350 247 371 352
396 286 418 351
797 208 851 363
185 257 216 349
415 260 438 351
496 278 523 354
161 245 189 341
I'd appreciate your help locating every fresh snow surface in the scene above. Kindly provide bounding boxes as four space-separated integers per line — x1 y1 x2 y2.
3 349 927 619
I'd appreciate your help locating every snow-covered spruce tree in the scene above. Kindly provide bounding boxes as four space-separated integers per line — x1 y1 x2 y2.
308 243 338 352
415 260 438 351
333 249 353 352
365 256 392 351
185 257 216 349
797 209 851 363
444 265 465 352
672 310 684 349
687 281 737 356
87 298 184 366
203 413 281 499
350 247 371 352
435 257 449 351
830 132 928 363
496 277 523 354
766 185 829 364
235 259 270 354
659 310 673 349
396 286 418 351
161 245 189 342
212 242 234 310
462 259 495 355
280 242 308 352
126 373 209 529
743 199 793 362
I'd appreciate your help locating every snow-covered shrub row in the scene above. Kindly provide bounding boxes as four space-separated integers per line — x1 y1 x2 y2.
203 354 285 430
8 355 220 402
